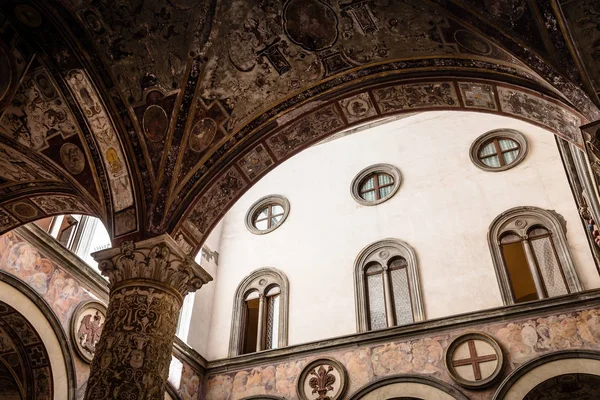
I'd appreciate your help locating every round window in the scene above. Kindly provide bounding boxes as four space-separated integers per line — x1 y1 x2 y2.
351 164 402 206
245 195 290 235
470 129 528 172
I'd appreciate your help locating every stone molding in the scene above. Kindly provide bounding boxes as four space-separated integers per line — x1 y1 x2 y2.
244 194 291 235
92 233 212 298
207 288 600 372
354 238 425 332
350 164 402 206
487 206 582 305
469 129 528 172
345 374 469 400
228 267 289 356
492 350 600 399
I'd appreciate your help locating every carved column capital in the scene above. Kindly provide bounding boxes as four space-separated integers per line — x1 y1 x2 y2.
92 233 212 297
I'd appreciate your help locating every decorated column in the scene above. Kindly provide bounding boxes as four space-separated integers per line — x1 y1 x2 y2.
84 234 212 400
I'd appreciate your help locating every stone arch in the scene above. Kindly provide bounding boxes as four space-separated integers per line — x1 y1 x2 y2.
346 374 469 400
174 76 588 255
493 350 600 400
0 271 77 400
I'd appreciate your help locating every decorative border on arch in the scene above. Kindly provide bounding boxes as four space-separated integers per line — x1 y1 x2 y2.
493 350 600 400
0 271 77 400
346 374 470 400
175 77 588 255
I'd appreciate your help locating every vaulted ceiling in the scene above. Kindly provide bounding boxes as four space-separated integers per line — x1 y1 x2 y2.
0 0 599 255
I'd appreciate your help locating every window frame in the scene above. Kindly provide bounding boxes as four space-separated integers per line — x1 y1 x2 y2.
245 195 290 235
351 164 402 206
354 238 425 332
488 206 582 305
470 129 528 172
228 268 289 357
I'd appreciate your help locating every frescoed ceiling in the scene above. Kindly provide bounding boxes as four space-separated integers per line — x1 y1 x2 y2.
0 0 599 253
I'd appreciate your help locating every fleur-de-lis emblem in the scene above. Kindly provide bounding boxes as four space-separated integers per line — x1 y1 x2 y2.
308 365 335 400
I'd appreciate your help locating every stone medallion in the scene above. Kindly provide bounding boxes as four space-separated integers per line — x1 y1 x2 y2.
297 357 347 400
9 202 39 220
189 118 218 153
485 0 527 22
71 301 107 363
142 104 169 142
60 143 86 175
445 332 504 389
283 0 339 52
454 30 492 56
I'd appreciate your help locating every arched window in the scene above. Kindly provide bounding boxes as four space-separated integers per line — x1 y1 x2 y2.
354 239 425 332
229 268 289 356
488 207 582 305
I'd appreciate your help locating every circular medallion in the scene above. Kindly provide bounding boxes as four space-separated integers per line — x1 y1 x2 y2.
71 301 107 363
485 0 526 22
283 0 339 52
11 202 38 219
189 118 217 153
60 143 86 175
454 30 492 56
297 357 347 400
445 332 504 389
347 98 370 117
14 5 42 28
142 105 169 142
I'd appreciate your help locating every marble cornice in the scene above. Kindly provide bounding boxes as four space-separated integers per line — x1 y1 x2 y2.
205 289 600 374
173 336 208 373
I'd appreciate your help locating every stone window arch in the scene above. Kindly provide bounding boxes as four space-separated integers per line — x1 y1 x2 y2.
488 206 582 305
354 239 425 332
228 268 289 356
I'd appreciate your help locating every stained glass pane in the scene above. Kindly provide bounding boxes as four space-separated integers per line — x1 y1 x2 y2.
271 215 282 226
498 138 518 150
367 273 386 330
379 185 393 199
503 150 519 165
361 190 376 201
271 205 284 215
361 176 375 191
378 173 394 186
255 219 268 230
479 142 497 157
390 267 414 326
481 155 501 167
255 208 269 220
530 237 568 297
265 294 279 350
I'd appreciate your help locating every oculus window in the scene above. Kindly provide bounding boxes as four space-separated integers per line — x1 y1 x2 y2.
470 129 528 172
351 164 402 206
245 195 290 235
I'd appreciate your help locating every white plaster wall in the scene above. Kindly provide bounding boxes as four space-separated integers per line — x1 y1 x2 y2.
0 280 69 400
192 111 599 360
186 220 223 355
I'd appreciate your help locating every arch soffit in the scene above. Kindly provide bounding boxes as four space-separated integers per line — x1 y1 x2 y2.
346 374 469 400
0 271 77 400
353 238 424 331
229 267 290 356
493 350 600 400
487 206 583 304
173 76 589 255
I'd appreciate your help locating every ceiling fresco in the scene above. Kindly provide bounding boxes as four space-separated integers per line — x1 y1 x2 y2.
0 0 598 251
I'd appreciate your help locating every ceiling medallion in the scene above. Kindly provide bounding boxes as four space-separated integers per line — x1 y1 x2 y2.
445 332 504 389
71 300 107 363
283 0 339 52
297 357 347 400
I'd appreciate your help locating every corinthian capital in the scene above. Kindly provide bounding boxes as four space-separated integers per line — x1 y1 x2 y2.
92 233 212 296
